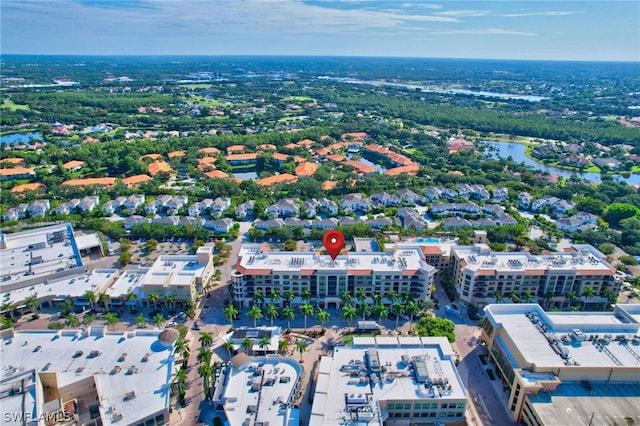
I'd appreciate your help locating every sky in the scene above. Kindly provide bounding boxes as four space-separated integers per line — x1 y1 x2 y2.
1 0 638 61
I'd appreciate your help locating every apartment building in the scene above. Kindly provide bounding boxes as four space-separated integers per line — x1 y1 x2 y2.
232 245 436 309
450 244 619 309
481 303 640 425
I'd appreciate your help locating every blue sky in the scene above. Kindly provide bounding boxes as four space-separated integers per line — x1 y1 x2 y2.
1 0 638 61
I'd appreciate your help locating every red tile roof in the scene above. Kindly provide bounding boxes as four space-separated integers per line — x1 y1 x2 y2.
205 170 230 179
384 165 419 176
225 153 258 162
62 160 85 170
345 160 378 175
11 183 45 192
256 173 298 186
121 174 152 187
62 177 116 187
295 161 318 177
148 160 174 176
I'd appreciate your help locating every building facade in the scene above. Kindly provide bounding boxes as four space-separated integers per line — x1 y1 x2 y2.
231 245 436 309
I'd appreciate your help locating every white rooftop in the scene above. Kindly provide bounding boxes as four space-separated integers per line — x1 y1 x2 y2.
141 255 208 289
107 268 148 299
74 233 102 251
221 355 302 426
237 244 434 275
310 336 466 426
485 304 640 369
0 328 173 426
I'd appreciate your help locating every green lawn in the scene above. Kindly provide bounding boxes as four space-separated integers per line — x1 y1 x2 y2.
179 83 213 89
287 96 316 103
187 95 226 108
1 99 30 111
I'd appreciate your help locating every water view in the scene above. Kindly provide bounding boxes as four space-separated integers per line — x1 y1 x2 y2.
232 171 258 181
482 141 640 185
0 131 43 145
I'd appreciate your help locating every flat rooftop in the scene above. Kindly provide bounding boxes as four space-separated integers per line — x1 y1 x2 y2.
0 223 83 290
485 304 640 369
0 328 173 426
0 269 118 308
222 355 302 426
237 245 434 276
141 255 208 288
310 336 466 426
107 268 148 299
454 244 613 275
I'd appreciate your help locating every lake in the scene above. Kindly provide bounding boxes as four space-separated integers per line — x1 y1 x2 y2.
482 141 640 185
233 171 258 181
0 132 43 145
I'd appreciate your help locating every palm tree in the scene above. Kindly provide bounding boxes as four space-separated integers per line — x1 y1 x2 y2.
510 290 520 303
259 336 271 353
581 286 595 308
299 303 314 332
199 331 214 348
387 290 398 306
98 292 110 311
316 309 330 329
522 291 534 303
66 313 80 328
223 340 235 359
1 303 16 320
105 312 119 330
197 348 212 365
401 290 413 304
295 339 308 363
174 337 190 366
392 303 405 329
84 291 96 311
278 338 290 355
374 304 388 323
301 289 312 304
24 296 38 315
357 303 371 322
135 313 147 328
603 288 617 305
566 291 577 307
355 288 366 304
224 304 238 328
406 301 419 326
148 291 160 311
125 291 137 313
269 289 281 305
266 304 279 326
253 290 265 307
372 294 382 306
198 364 212 400
284 290 295 306
241 337 253 355
152 313 165 328
248 305 263 327
342 305 357 330
282 306 295 330
173 368 188 404
543 288 555 309
493 290 504 303
83 313 95 326
165 293 175 312
340 290 352 307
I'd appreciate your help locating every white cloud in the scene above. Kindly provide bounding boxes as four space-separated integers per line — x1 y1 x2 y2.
436 10 490 17
429 28 536 36
501 11 581 18
400 2 443 9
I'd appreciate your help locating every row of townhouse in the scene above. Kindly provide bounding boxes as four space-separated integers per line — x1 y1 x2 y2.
425 184 508 203
518 192 575 214
187 196 231 218
144 195 188 215
54 196 100 215
123 215 234 233
102 194 146 215
2 199 50 220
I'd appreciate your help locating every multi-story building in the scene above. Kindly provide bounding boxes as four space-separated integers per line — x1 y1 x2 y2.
450 244 619 309
384 241 457 279
231 245 436 308
481 303 640 425
310 336 467 425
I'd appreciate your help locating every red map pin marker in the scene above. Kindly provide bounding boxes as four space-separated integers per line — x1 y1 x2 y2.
323 230 345 261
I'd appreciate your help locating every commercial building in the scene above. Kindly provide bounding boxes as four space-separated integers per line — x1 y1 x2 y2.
215 353 303 426
450 244 620 309
481 303 640 425
310 336 467 425
226 326 282 355
231 245 436 309
0 327 175 426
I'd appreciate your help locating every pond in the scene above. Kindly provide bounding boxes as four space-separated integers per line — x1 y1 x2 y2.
0 132 43 145
481 141 640 185
233 171 258 181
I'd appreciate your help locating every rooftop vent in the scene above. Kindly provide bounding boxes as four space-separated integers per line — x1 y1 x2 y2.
123 391 136 401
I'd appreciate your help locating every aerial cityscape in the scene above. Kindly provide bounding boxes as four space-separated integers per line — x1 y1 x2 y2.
1 1 640 426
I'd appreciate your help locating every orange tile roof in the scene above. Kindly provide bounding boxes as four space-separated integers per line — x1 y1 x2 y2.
420 246 443 256
341 132 368 141
322 181 338 190
62 160 85 170
225 153 258 162
345 160 378 175
256 144 277 151
148 160 174 176
365 144 415 166
198 147 220 156
121 174 152 187
205 170 230 179
168 150 186 158
447 170 465 176
11 183 45 193
284 143 299 150
226 145 246 154
199 157 217 165
62 177 116 187
326 154 345 162
272 152 290 162
0 167 34 177
295 161 318 177
384 165 420 176
0 158 25 166
296 139 315 148
256 173 298 186
139 153 163 161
